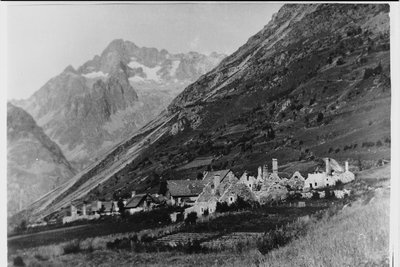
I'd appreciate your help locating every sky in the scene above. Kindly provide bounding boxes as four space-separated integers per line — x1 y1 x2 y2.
7 2 282 100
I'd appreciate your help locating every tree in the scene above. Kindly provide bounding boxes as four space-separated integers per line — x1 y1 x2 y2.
234 196 251 210
117 199 125 217
203 209 209 216
324 189 335 199
267 127 275 139
185 212 198 225
99 204 106 214
312 191 320 200
216 201 230 213
317 112 324 123
197 172 204 180
150 172 160 187
158 179 168 196
15 220 27 233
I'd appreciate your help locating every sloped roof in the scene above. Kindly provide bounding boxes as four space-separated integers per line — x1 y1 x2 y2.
203 169 231 183
328 158 344 173
291 171 305 180
219 183 256 203
167 180 206 197
125 193 155 209
102 201 114 211
197 173 240 203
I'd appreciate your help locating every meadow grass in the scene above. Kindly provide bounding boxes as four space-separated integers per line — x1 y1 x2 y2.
240 189 390 267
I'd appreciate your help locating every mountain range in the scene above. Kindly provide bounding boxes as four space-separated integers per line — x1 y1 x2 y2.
10 3 390 225
12 41 225 170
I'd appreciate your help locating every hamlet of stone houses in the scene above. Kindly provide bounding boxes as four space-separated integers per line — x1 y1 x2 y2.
26 157 359 228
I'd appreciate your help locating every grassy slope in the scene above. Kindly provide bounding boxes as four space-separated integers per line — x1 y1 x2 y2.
255 190 389 267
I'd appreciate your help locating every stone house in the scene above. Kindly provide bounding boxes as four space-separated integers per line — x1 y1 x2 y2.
239 171 258 191
124 193 157 215
304 158 354 190
185 170 255 217
62 203 100 224
165 179 206 206
257 183 288 204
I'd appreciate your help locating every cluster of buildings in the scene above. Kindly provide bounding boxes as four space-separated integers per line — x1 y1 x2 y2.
61 192 161 224
168 157 355 219
53 157 354 225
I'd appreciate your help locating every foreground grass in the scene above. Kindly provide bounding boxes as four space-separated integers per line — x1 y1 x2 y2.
253 188 390 267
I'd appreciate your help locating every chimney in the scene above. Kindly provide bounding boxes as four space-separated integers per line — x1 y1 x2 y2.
263 164 268 180
345 161 349 172
213 175 220 193
71 204 77 217
82 204 87 216
272 159 278 174
131 191 136 198
97 201 102 211
325 158 331 175
257 166 262 179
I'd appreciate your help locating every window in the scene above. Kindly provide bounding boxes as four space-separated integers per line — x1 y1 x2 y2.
315 182 317 186
249 184 251 188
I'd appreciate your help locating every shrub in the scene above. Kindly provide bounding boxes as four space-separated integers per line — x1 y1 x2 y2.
13 256 25 266
316 112 324 123
336 57 345 65
363 62 383 79
216 202 230 213
185 212 198 225
324 189 335 199
335 180 344 188
312 191 320 200
257 229 291 255
63 240 81 254
203 209 209 216
362 141 375 148
186 239 203 254
34 254 49 261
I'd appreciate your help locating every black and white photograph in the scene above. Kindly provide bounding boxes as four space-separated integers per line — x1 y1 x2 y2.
2 2 398 266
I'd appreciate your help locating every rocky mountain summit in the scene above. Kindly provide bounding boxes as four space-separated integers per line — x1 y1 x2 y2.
16 4 390 223
7 103 76 216
13 40 225 169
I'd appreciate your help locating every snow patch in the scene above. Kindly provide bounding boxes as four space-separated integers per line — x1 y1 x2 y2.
82 71 108 79
170 60 181 77
128 59 162 82
129 76 145 83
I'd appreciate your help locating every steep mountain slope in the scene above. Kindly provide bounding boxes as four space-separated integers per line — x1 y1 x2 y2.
7 103 76 217
18 4 390 223
13 41 225 170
